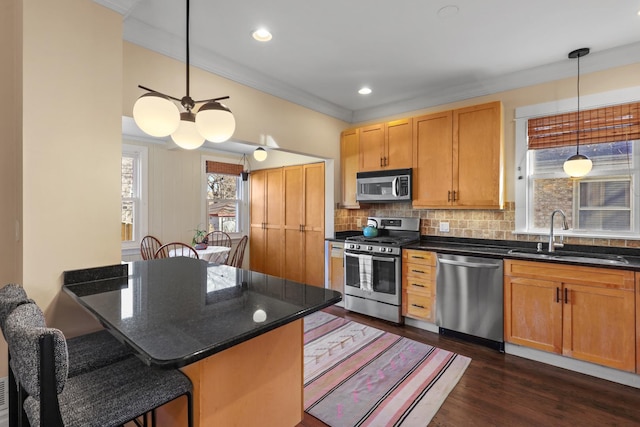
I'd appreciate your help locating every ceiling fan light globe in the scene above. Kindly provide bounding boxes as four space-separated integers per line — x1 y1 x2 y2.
171 112 205 150
196 102 236 143
133 92 180 137
563 154 592 177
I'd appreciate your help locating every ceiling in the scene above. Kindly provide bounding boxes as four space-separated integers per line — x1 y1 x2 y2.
101 0 640 127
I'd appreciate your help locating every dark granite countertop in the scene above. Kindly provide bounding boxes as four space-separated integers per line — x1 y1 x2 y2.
326 230 362 242
63 257 342 368
407 236 640 271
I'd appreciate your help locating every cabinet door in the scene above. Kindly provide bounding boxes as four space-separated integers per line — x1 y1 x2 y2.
340 129 360 208
264 168 283 278
328 242 344 294
249 170 266 272
412 111 453 207
359 123 385 172
303 163 325 287
386 118 413 170
283 166 304 283
504 275 562 354
562 282 636 372
453 101 503 208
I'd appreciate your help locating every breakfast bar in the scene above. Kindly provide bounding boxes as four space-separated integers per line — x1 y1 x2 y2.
63 257 342 426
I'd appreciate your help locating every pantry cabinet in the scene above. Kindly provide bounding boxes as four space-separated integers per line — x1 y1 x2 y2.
252 163 325 287
504 260 636 372
340 128 360 208
249 168 284 278
412 101 503 209
402 249 437 322
359 119 413 172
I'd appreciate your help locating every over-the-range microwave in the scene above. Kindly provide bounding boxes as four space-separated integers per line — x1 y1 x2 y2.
356 168 412 203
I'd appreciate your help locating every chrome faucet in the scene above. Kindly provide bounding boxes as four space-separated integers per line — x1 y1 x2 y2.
549 209 569 252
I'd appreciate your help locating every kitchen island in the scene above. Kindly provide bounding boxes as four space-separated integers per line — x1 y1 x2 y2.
63 257 342 426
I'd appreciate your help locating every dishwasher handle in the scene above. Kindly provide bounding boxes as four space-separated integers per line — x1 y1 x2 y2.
438 258 501 269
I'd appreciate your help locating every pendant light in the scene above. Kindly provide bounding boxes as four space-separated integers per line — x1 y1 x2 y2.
563 47 592 178
254 147 268 162
133 0 236 149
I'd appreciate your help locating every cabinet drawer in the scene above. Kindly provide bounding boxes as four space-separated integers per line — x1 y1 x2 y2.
403 249 436 266
404 276 432 295
405 292 433 320
404 263 433 281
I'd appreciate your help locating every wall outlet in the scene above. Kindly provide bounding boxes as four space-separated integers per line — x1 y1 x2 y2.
356 218 362 228
439 221 450 232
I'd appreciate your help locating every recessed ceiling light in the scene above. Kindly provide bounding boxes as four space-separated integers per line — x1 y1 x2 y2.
252 28 272 42
358 87 372 95
437 5 459 18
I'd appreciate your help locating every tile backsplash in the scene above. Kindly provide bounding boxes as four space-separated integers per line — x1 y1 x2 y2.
334 202 640 249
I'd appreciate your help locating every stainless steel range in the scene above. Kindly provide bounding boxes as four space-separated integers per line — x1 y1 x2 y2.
344 217 420 323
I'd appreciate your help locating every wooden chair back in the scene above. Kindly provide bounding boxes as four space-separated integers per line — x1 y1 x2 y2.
140 235 162 260
204 231 232 248
227 235 248 268
155 242 199 259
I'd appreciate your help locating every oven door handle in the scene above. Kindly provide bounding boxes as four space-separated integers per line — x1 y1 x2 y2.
372 256 396 263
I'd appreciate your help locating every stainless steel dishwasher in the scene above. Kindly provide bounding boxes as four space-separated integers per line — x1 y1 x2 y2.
436 253 504 350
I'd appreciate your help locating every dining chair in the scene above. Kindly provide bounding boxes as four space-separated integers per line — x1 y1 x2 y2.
0 283 132 427
204 230 232 248
226 235 248 268
140 235 162 260
4 302 193 427
155 242 199 259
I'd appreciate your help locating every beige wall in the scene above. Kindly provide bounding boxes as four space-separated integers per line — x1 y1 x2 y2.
21 0 122 340
349 63 640 203
123 42 347 199
0 0 22 377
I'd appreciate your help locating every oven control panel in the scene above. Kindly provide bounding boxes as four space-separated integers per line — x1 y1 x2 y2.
345 243 401 256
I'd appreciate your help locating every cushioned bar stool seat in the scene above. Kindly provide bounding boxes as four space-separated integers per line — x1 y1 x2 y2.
5 303 193 427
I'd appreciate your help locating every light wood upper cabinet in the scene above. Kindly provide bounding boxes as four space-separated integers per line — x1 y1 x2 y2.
359 119 413 172
454 101 504 208
412 101 503 209
340 128 360 208
504 260 636 372
413 111 453 207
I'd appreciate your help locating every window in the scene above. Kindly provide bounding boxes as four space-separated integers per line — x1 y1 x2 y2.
204 160 245 235
515 89 640 239
121 145 148 250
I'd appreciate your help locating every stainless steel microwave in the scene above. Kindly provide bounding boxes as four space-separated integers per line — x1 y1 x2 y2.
356 168 412 202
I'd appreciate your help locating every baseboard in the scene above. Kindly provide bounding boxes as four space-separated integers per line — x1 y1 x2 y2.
505 343 640 389
404 317 439 333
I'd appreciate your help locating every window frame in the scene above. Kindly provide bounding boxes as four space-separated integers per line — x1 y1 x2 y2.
515 85 640 240
121 144 149 253
201 155 248 240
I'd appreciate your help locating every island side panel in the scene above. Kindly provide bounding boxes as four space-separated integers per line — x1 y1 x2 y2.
156 319 304 426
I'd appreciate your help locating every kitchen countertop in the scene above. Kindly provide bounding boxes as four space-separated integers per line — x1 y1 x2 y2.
407 236 640 271
64 257 342 368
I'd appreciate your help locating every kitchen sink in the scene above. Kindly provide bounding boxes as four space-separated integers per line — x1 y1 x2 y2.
507 248 629 265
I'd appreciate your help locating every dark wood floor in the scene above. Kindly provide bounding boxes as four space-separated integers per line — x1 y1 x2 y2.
298 306 640 427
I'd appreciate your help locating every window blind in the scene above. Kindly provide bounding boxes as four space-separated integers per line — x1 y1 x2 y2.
205 161 243 175
528 101 640 150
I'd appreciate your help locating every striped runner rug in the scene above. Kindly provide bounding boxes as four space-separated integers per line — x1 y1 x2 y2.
304 311 471 427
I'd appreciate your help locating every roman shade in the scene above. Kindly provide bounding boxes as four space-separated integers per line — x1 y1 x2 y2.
205 161 243 175
528 101 640 150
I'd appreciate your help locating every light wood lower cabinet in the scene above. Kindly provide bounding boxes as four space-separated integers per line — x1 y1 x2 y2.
402 249 436 322
327 241 344 294
504 260 636 372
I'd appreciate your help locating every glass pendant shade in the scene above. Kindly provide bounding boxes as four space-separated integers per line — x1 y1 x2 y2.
133 92 180 137
563 154 593 177
254 147 268 161
195 102 236 143
171 112 205 150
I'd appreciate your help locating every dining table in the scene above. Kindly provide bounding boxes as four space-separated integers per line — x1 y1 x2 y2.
168 245 231 263
63 257 341 427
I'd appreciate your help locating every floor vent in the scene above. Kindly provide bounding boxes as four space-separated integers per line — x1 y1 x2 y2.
0 376 6 411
